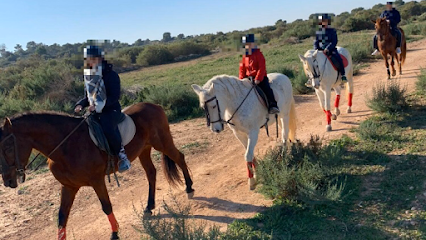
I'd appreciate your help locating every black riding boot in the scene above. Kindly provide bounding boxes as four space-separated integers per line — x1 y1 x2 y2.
258 77 279 114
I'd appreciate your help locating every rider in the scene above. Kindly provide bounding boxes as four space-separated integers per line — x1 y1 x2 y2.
372 1 402 55
313 13 347 83
74 45 131 173
239 34 280 114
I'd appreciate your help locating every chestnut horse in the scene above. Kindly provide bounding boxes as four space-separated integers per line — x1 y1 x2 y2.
373 17 407 79
0 103 194 240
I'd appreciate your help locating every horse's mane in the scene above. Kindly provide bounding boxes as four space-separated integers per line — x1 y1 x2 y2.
203 74 252 96
5 111 83 127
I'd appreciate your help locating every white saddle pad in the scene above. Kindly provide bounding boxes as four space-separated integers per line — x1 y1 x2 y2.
89 114 136 147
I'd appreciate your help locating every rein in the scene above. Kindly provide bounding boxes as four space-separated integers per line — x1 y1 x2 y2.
311 55 329 84
204 83 255 127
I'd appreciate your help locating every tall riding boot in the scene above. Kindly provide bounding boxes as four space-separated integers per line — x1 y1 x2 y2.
372 35 380 55
259 77 280 114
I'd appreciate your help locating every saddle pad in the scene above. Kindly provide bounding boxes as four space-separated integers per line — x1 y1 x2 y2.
328 54 348 71
89 114 136 147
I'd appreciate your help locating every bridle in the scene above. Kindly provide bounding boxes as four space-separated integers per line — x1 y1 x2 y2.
310 56 328 84
203 83 255 128
0 133 25 182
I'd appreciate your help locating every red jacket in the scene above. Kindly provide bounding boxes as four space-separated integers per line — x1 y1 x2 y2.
239 49 267 81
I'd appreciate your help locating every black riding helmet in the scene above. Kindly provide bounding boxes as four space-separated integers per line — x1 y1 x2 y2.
242 34 255 44
318 13 332 25
84 45 104 59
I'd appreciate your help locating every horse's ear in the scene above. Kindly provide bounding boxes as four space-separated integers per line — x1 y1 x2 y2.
207 84 215 93
3 118 12 130
371 19 376 24
191 84 203 95
298 54 306 62
313 50 318 58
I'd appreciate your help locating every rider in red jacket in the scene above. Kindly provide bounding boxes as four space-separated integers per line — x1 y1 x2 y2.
239 34 279 114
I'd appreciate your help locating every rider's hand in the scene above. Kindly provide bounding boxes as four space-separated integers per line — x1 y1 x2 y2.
88 105 96 112
324 49 329 54
255 80 261 85
386 20 390 23
74 105 83 113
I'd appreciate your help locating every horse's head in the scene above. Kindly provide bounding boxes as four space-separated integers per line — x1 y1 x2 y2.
191 84 224 133
372 17 390 35
299 50 321 89
0 118 26 188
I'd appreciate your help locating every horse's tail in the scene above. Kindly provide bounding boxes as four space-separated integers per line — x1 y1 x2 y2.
400 28 407 65
288 97 297 142
162 154 183 186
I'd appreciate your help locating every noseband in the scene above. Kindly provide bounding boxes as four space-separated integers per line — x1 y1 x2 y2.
0 133 25 182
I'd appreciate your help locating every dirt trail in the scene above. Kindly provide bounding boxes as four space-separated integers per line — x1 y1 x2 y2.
1 39 425 240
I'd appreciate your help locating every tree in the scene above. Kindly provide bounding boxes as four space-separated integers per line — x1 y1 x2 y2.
35 46 47 55
177 33 185 40
162 32 172 42
134 39 145 46
26 41 37 53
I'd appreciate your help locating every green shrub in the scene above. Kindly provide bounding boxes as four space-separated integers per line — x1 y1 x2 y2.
136 45 174 67
416 69 426 94
345 39 371 63
256 136 345 203
402 22 426 36
367 81 408 113
167 42 210 58
342 17 374 32
281 22 315 40
292 68 313 95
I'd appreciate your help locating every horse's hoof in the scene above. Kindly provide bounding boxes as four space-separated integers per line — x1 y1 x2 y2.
143 209 153 219
110 232 120 240
335 108 341 116
347 108 352 114
326 125 332 132
331 114 337 121
187 191 195 199
248 178 256 191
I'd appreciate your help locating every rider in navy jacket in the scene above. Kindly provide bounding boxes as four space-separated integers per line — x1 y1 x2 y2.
75 45 131 173
372 2 402 55
313 14 346 82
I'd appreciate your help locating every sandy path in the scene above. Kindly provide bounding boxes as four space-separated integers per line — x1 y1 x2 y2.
0 39 425 240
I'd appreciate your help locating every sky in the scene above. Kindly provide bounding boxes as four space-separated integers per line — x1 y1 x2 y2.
0 0 413 50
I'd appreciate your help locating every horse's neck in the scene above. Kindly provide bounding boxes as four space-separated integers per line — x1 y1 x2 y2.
13 115 81 157
215 80 251 117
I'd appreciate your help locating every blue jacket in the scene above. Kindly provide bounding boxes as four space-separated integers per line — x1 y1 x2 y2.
380 8 401 29
314 27 338 52
76 61 122 112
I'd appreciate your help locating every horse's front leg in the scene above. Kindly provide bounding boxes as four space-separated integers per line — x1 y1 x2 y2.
332 86 341 120
382 53 391 79
391 53 396 77
58 185 79 240
323 88 333 132
245 130 260 190
93 181 120 240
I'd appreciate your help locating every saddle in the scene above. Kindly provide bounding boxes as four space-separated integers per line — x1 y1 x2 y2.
87 112 136 153
327 53 348 72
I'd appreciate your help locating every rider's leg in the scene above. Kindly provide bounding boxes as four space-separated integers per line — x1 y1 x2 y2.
372 35 380 55
258 76 279 114
333 51 346 81
99 110 131 172
395 28 402 54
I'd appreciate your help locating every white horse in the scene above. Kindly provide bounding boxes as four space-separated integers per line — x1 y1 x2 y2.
298 47 354 131
191 73 297 190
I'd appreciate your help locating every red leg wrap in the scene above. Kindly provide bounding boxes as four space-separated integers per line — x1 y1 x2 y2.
334 95 341 108
247 162 254 178
348 93 353 107
326 110 332 125
58 227 66 240
108 213 119 232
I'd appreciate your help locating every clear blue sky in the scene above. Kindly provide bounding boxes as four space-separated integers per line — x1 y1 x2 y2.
0 0 412 50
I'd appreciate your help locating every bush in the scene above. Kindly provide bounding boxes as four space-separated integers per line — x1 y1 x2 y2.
416 69 426 94
167 42 210 59
256 136 345 203
121 84 203 122
403 22 426 36
292 67 313 95
342 17 374 32
136 45 174 67
281 21 315 40
367 81 408 113
345 39 371 63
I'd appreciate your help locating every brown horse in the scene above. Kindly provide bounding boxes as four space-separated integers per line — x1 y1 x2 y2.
0 102 194 240
372 17 407 79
